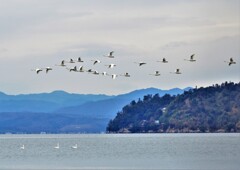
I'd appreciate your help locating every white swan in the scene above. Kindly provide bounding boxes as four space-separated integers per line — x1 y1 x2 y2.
105 64 116 68
105 51 114 58
170 69 182 74
93 70 100 75
102 72 108 76
77 66 84 72
66 66 77 72
20 145 25 150
225 58 236 66
31 68 43 74
150 71 161 76
109 74 117 79
55 60 66 67
120 72 130 77
157 58 168 63
66 58 75 63
92 60 101 65
184 54 196 62
71 144 78 149
87 69 94 73
134 62 146 66
76 57 84 62
43 67 53 73
54 143 60 149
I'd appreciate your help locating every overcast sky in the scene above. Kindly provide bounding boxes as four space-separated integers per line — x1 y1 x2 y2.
0 0 239 95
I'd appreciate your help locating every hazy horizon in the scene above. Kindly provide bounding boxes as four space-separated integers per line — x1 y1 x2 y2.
0 85 193 96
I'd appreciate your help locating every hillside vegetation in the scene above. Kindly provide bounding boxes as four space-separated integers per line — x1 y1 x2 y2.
107 82 240 133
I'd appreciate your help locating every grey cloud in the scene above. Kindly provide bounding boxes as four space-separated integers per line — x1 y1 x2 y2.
0 1 92 39
160 41 189 50
51 42 142 60
0 48 8 53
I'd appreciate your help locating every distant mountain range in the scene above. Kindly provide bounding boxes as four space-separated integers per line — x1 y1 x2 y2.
0 87 190 133
0 90 112 112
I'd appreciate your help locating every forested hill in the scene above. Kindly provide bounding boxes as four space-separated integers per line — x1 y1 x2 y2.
107 82 240 133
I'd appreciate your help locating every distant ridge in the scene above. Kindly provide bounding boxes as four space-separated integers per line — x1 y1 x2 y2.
55 87 190 117
0 87 190 133
0 88 190 113
0 91 7 96
0 90 113 112
113 87 191 99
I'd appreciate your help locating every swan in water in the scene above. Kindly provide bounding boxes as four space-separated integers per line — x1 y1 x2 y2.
20 145 25 150
54 143 60 149
71 144 78 149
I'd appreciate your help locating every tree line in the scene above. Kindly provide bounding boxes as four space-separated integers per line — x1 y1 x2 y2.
107 82 240 133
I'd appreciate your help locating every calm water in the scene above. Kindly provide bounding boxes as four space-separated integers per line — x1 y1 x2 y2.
0 133 239 170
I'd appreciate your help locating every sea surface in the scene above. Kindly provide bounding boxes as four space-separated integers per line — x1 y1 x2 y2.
0 133 239 170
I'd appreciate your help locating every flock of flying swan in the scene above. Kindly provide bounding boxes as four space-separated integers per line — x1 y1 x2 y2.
31 51 237 79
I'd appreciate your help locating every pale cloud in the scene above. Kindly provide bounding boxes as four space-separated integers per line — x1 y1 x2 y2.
0 48 8 53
